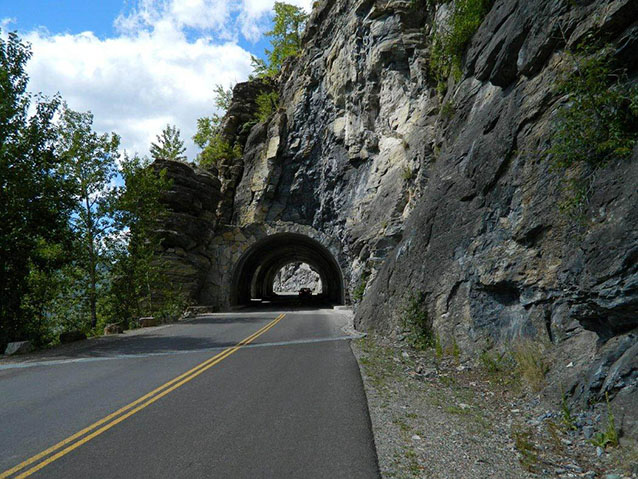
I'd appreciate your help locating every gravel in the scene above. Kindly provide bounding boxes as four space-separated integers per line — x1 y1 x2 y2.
351 335 637 479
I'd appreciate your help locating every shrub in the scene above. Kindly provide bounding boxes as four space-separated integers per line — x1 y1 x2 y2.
512 340 549 392
560 394 578 431
440 100 455 119
401 166 414 181
255 91 280 123
590 393 619 449
352 272 369 302
549 45 638 218
400 292 434 350
513 425 540 471
479 349 509 373
199 135 242 168
193 116 242 168
429 0 494 92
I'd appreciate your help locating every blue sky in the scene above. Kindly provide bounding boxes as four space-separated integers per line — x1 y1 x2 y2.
1 0 125 38
0 0 310 158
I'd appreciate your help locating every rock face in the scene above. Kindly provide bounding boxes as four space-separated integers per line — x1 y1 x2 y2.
153 160 223 300
273 262 323 294
155 0 637 438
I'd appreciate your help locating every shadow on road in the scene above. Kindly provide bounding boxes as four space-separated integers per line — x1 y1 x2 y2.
1 300 348 364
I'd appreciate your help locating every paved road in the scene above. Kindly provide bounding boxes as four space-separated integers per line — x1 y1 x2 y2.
0 309 379 478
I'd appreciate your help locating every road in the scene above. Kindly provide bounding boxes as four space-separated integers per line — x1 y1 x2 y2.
0 308 379 478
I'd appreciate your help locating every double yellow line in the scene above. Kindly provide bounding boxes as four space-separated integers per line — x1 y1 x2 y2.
1 313 286 479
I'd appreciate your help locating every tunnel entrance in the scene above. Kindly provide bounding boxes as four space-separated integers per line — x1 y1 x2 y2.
231 233 344 306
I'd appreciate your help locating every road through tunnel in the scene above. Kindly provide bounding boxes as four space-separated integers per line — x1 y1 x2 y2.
231 233 345 306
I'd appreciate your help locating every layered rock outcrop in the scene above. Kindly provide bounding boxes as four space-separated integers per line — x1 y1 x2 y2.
156 0 637 438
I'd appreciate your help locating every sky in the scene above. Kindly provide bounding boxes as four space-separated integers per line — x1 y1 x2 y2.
0 0 312 160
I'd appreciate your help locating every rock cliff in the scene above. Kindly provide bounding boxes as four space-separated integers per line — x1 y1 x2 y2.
157 0 637 439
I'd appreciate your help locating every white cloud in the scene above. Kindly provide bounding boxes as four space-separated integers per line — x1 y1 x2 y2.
1 17 16 30
14 0 314 160
23 26 251 159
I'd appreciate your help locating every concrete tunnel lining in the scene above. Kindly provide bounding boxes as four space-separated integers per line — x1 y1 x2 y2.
231 233 344 305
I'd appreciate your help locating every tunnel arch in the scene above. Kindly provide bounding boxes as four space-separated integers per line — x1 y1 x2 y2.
230 233 345 306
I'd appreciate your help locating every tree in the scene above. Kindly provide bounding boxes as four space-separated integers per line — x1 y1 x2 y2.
251 2 308 78
107 154 184 325
56 105 120 329
213 84 233 111
150 124 186 162
0 32 73 348
193 85 241 168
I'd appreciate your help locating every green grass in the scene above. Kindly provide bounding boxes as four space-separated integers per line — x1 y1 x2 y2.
512 340 549 392
512 426 540 471
589 393 619 449
560 394 578 431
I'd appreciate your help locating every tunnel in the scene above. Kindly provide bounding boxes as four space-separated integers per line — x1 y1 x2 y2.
231 233 345 306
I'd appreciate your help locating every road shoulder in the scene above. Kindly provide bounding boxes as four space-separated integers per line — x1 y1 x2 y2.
351 335 635 479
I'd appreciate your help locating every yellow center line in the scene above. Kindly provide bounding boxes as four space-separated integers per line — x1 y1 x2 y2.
2 313 286 479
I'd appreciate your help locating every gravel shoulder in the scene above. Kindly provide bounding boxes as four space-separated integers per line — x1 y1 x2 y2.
351 335 637 479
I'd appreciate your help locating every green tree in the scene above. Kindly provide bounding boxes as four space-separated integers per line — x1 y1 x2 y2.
0 32 73 348
251 2 308 78
213 84 233 111
56 105 120 329
193 85 242 167
107 154 183 326
150 124 186 162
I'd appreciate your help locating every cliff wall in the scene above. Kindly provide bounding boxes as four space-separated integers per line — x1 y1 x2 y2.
157 0 637 438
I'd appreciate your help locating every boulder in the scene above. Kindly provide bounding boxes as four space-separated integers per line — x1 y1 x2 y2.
139 317 158 328
104 324 124 335
4 341 33 356
59 331 87 344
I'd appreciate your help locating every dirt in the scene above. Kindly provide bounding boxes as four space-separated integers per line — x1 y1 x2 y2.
351 335 638 479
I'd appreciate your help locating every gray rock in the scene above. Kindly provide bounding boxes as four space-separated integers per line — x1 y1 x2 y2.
4 341 33 356
104 324 124 335
582 425 594 440
139 317 158 328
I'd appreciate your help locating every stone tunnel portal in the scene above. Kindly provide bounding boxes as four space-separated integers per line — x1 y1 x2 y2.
231 233 345 306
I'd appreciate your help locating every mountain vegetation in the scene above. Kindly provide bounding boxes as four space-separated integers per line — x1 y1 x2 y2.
150 124 186 162
0 31 184 350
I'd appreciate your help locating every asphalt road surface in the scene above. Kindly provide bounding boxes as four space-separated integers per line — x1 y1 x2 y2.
0 308 379 478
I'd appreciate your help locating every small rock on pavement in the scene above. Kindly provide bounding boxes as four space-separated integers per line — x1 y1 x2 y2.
104 324 124 335
596 446 604 457
4 341 33 356
411 435 421 441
